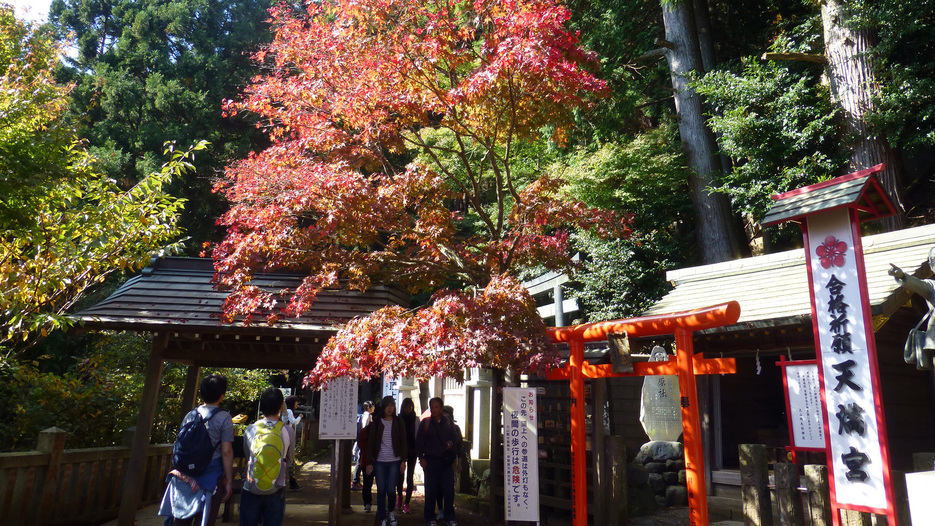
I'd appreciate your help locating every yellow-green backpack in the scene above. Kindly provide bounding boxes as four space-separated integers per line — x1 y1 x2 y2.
247 420 285 493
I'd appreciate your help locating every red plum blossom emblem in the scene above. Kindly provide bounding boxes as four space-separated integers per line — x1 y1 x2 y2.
816 235 848 268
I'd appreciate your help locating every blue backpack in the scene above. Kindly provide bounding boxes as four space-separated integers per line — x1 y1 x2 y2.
172 407 221 476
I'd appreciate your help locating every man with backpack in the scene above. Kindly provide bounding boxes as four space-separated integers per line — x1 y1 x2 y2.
158 374 235 526
241 387 291 526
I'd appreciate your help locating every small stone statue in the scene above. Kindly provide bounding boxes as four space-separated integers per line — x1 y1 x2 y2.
889 247 935 370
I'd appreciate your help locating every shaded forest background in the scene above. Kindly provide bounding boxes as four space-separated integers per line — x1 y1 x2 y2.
1 0 933 450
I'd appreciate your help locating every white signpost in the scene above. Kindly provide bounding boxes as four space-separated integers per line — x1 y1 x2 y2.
763 166 899 525
806 209 891 511
503 387 540 522
319 376 358 439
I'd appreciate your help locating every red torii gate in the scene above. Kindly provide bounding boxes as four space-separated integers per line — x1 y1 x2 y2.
546 301 741 526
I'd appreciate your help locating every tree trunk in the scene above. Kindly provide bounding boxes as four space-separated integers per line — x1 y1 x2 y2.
821 0 906 230
692 0 733 176
662 0 740 264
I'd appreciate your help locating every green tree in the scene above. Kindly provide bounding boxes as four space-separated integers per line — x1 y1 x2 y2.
0 331 273 451
694 59 845 229
558 127 694 320
0 4 207 358
49 0 273 247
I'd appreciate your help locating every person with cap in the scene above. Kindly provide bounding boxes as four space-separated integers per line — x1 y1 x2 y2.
366 396 407 526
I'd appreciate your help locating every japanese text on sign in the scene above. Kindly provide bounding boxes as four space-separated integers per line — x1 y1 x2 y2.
503 387 540 522
784 363 825 449
319 376 357 439
806 209 887 510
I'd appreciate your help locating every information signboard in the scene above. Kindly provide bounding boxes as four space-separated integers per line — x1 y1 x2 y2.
319 376 358 439
503 387 539 522
781 360 825 450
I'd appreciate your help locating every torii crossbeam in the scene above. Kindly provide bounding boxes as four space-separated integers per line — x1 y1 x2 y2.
546 301 741 526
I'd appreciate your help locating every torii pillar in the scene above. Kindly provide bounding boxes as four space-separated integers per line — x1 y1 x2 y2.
547 301 741 526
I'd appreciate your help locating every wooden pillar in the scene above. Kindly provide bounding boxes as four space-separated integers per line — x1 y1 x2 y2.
605 435 628 526
179 365 201 423
592 379 606 526
674 328 708 526
805 464 832 526
329 440 346 525
36 427 67 524
774 463 804 526
341 440 352 511
488 369 504 523
740 443 773 526
840 510 872 526
912 452 935 471
118 332 167 526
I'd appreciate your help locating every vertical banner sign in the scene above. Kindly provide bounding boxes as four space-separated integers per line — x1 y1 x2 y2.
383 375 401 406
805 208 890 511
783 362 825 449
319 376 358 439
503 387 540 522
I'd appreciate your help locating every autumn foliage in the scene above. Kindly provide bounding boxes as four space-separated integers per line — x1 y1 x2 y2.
214 0 625 384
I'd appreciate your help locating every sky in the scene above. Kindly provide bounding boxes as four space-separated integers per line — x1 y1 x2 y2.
9 0 51 23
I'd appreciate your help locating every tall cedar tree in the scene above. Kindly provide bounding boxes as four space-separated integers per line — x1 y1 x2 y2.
216 0 624 384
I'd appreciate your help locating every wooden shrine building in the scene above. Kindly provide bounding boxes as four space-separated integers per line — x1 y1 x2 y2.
636 222 935 510
70 257 408 525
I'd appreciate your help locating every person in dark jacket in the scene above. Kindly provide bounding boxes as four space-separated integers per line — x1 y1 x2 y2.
357 419 375 512
366 396 407 526
395 398 418 513
416 397 461 526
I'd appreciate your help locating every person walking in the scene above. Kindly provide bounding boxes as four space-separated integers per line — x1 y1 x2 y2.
357 416 375 512
352 401 374 488
283 396 303 490
240 388 291 526
159 374 235 526
416 397 461 526
366 396 407 526
396 398 418 514
434 406 463 520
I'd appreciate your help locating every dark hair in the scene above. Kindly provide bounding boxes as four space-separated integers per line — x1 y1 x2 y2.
362 401 372 410
285 396 299 410
259 387 285 417
200 374 228 404
401 397 415 414
380 395 397 416
429 397 443 409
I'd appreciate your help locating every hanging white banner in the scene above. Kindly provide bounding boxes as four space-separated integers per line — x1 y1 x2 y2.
806 209 888 510
503 387 540 522
319 376 358 439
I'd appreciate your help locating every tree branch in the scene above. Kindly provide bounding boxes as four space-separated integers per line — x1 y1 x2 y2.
760 52 827 64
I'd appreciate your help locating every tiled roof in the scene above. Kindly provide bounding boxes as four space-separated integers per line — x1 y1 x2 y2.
69 257 409 368
72 257 408 336
644 224 935 333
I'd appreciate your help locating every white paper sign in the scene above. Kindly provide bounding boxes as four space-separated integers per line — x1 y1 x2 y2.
319 376 358 439
806 209 888 510
503 387 539 521
784 363 825 449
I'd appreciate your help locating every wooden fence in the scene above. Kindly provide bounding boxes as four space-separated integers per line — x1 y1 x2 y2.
0 427 172 526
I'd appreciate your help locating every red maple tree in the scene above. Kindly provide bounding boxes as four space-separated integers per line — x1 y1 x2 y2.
214 0 625 385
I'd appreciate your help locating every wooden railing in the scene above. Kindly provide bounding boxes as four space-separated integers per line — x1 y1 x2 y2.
0 427 172 526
